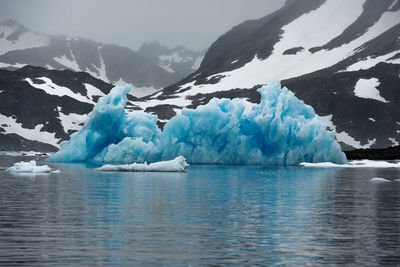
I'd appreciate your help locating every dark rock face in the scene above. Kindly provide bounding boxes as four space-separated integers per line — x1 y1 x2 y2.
345 145 400 160
283 47 304 55
0 133 58 152
0 66 114 152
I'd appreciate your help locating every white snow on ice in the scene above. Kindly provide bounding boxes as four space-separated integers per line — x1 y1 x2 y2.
97 156 189 172
354 78 389 103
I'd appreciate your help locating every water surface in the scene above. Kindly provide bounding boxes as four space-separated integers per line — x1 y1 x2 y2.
1 155 399 266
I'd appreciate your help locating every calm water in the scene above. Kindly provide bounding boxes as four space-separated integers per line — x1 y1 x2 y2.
0 155 400 266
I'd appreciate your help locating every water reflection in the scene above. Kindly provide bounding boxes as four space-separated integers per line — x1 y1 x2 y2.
0 157 399 265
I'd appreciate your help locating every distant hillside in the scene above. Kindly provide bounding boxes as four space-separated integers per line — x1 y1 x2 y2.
0 19 205 97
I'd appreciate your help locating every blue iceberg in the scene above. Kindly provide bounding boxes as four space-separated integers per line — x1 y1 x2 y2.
48 81 347 165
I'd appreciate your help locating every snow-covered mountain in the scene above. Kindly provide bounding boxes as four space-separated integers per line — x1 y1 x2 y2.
0 65 115 151
138 41 204 77
1 0 399 152
0 19 204 97
133 0 400 150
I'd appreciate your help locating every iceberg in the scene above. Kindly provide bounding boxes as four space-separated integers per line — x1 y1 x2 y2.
7 160 52 173
48 81 347 165
97 156 189 172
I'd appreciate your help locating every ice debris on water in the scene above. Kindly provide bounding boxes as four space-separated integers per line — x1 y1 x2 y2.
300 160 400 168
6 160 53 173
370 177 392 183
47 81 346 165
97 156 189 172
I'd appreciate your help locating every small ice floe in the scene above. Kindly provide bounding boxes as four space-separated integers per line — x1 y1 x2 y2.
300 160 400 168
6 160 55 173
370 177 392 183
97 156 189 172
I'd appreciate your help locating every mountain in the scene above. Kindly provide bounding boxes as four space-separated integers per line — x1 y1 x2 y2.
133 0 400 150
0 65 115 151
138 41 204 78
0 19 205 97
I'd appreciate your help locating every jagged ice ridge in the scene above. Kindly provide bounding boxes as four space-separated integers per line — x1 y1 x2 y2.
47 81 347 165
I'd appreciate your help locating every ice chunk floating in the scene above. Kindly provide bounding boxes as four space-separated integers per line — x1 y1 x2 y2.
98 156 189 172
7 160 52 173
300 160 400 168
48 81 346 165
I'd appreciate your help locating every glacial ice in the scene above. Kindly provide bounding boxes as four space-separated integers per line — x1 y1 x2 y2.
97 156 189 172
47 81 347 165
7 160 52 173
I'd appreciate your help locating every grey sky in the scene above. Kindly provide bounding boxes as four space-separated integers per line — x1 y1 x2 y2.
0 0 285 51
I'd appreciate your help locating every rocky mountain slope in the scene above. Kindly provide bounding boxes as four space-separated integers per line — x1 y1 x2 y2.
0 19 204 97
0 66 114 151
1 0 399 152
134 0 400 150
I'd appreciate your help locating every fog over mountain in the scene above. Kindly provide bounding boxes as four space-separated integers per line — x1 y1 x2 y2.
0 0 285 51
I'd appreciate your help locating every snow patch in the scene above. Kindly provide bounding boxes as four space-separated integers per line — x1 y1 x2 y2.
345 50 400 72
318 114 375 149
57 108 87 133
24 77 94 104
0 114 60 147
97 156 189 172
389 0 399 10
0 26 49 56
354 78 389 103
84 83 105 102
389 137 399 146
53 54 80 71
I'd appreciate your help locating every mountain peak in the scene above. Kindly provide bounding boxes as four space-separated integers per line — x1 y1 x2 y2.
0 19 24 29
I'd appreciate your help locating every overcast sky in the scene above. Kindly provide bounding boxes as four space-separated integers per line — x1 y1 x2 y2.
0 0 285 51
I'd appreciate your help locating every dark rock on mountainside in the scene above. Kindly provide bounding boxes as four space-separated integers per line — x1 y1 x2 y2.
140 0 400 150
345 145 400 160
0 65 114 151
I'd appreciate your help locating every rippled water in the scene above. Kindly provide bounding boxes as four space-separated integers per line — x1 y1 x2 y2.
1 155 400 266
